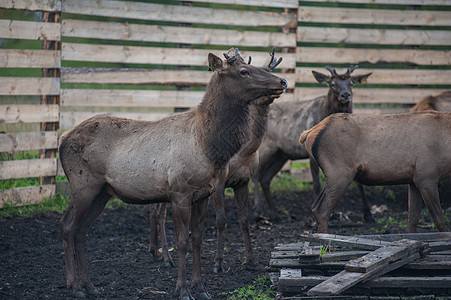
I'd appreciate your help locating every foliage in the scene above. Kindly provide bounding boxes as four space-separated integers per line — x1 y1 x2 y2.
219 275 276 300
0 192 69 217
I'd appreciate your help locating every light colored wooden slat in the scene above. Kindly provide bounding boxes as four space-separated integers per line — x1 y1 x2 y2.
296 47 451 65
59 111 173 130
295 87 449 105
0 158 57 180
61 43 297 68
296 68 451 85
0 104 59 123
0 77 59 95
0 0 61 11
61 89 204 108
0 49 60 68
0 185 56 208
297 27 451 46
0 19 61 41
60 69 297 89
62 19 296 48
300 0 451 5
62 0 296 28
299 6 451 26
0 131 58 152
188 0 298 8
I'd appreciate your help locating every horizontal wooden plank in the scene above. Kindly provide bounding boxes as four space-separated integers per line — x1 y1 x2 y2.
296 47 451 65
296 68 451 85
61 43 297 68
189 0 298 8
356 232 451 242
61 69 297 88
300 233 390 251
0 185 56 208
59 111 172 130
62 0 296 28
300 0 451 5
299 6 451 26
0 131 58 152
298 27 451 46
0 0 61 11
62 19 296 48
0 158 57 180
295 88 449 104
0 49 60 68
0 19 60 41
0 104 59 123
0 77 59 95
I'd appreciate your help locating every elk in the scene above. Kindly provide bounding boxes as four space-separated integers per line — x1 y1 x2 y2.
148 48 284 273
300 111 450 233
252 66 372 221
58 48 287 300
411 90 451 112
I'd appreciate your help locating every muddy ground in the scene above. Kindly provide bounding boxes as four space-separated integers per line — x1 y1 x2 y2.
1 181 450 300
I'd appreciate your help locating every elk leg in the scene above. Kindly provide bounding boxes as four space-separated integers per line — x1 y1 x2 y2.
233 181 256 269
416 181 447 232
309 158 321 198
357 184 374 223
408 183 423 233
157 202 174 267
149 204 159 261
190 197 211 300
172 198 192 300
213 182 227 273
60 202 78 295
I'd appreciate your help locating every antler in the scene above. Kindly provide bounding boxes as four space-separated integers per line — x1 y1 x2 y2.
325 66 338 76
267 47 283 71
346 65 359 75
223 52 237 64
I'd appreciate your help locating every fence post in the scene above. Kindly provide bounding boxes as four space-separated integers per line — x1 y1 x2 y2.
40 11 61 186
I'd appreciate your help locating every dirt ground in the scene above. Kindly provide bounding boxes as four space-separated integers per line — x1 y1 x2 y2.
1 181 450 300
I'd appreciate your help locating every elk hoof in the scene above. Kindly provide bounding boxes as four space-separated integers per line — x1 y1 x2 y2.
213 265 223 274
74 290 86 298
198 292 212 300
164 260 175 268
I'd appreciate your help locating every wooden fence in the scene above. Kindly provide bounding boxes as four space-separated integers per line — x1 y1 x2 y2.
1 0 450 207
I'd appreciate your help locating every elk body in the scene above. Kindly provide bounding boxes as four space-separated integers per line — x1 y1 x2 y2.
58 49 287 300
252 66 372 220
300 111 450 233
411 90 451 112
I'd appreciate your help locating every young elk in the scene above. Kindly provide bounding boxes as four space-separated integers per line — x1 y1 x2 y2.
411 90 451 112
252 66 372 221
300 112 450 233
58 49 287 300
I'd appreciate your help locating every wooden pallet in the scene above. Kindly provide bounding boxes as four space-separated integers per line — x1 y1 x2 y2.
270 233 451 298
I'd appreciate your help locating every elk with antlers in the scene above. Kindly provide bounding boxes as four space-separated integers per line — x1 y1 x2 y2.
58 48 287 300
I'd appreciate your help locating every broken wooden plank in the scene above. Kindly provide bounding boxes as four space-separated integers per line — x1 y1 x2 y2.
300 233 390 250
345 240 421 273
402 254 451 270
321 250 369 263
355 232 451 242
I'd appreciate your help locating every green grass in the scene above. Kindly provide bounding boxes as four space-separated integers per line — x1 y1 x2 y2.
219 275 276 300
0 192 69 217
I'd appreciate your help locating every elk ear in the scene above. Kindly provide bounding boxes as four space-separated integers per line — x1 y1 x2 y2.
312 71 330 84
208 53 224 71
351 72 372 84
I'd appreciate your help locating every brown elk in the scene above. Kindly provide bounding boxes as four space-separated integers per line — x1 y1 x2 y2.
300 111 450 233
411 90 451 112
148 48 284 273
58 48 287 300
252 66 372 221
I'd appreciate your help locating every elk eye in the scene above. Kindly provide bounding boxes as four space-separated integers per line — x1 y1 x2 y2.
330 82 336 88
240 69 249 76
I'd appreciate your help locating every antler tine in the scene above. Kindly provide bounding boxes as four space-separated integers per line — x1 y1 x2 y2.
346 65 359 75
325 66 338 76
223 52 237 64
267 47 283 70
247 56 252 65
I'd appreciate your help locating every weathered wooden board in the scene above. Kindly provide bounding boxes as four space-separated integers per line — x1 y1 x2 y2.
62 20 296 47
0 185 56 208
62 0 296 28
321 251 369 263
61 43 297 68
296 47 451 65
0 78 59 95
0 158 57 180
0 20 61 40
299 233 390 251
402 254 451 270
0 131 58 152
0 104 59 124
189 0 298 8
299 6 451 26
295 88 449 105
0 0 61 11
298 27 450 45
301 0 451 5
0 49 60 68
296 68 451 85
355 232 451 243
